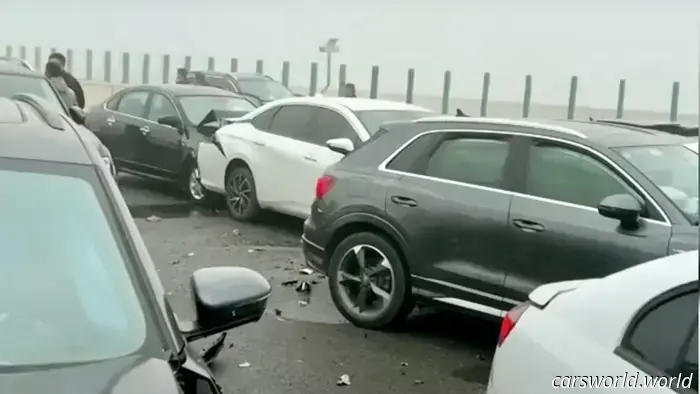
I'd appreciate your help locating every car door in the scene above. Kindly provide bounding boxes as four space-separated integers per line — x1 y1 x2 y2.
504 137 672 302
142 92 186 177
255 105 317 216
293 107 357 212
107 90 152 173
383 131 521 314
613 284 698 392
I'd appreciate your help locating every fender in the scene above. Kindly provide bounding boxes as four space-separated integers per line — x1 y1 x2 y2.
327 211 409 253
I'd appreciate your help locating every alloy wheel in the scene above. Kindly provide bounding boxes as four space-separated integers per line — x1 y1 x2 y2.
335 244 395 318
227 173 252 216
189 168 206 201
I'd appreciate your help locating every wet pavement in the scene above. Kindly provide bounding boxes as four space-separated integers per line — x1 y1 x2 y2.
119 174 498 394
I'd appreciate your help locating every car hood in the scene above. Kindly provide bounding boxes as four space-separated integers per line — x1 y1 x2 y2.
0 356 180 394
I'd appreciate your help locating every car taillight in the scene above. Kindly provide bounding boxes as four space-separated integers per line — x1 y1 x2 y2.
315 175 335 199
497 302 530 346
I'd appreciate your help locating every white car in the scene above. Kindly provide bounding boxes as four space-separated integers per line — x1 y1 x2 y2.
488 250 698 393
196 96 434 220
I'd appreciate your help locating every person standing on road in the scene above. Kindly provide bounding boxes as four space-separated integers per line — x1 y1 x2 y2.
193 72 210 86
45 61 78 108
47 53 85 108
175 67 189 84
341 83 357 97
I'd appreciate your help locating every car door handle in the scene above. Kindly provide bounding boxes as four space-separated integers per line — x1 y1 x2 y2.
105 116 115 126
512 219 544 233
390 195 418 207
252 140 265 146
303 155 317 162
140 126 150 135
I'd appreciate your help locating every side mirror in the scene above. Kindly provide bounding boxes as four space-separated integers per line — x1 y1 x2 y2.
597 194 643 227
179 267 271 342
326 138 355 155
69 106 86 125
158 115 183 130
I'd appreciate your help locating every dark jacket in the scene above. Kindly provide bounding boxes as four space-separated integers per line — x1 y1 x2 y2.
62 72 85 108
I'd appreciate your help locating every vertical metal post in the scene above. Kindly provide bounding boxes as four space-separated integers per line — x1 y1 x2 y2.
616 79 626 119
338 64 347 94
441 71 451 114
184 56 191 70
256 60 264 74
33 47 42 71
281 61 291 87
230 58 238 72
369 66 379 99
567 76 578 120
522 75 532 118
122 52 130 84
86 49 93 80
309 62 318 95
207 57 215 71
162 54 171 83
480 72 491 116
104 51 112 82
406 69 415 104
670 81 680 122
142 54 150 84
19 46 27 60
4 45 11 56
66 49 73 73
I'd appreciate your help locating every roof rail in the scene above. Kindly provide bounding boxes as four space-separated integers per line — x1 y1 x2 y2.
416 116 587 138
11 93 65 131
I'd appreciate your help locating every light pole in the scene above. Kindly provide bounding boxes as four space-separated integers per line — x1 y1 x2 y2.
319 38 339 93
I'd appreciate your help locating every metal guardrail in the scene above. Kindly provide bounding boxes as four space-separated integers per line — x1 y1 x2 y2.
4 44 689 121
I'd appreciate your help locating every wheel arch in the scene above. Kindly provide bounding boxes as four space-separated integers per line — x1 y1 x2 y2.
224 158 259 195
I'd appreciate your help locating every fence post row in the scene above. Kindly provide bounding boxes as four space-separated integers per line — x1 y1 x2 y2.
2 45 689 121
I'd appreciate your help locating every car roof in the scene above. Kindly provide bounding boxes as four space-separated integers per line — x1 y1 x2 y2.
0 97 92 165
273 96 433 112
190 70 270 80
0 64 43 77
408 116 688 148
129 84 242 97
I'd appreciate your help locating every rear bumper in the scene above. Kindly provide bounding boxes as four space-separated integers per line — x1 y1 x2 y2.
301 218 327 274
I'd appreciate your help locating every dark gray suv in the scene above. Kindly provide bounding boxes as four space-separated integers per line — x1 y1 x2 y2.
301 117 699 329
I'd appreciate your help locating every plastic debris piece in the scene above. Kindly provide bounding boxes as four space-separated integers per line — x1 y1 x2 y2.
337 374 351 386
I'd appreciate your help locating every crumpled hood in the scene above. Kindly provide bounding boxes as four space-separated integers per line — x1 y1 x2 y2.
0 356 180 394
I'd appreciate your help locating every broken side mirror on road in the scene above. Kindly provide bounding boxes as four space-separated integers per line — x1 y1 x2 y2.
326 138 355 155
180 266 271 342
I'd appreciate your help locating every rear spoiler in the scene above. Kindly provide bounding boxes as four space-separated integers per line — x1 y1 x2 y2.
591 118 699 137
528 279 593 308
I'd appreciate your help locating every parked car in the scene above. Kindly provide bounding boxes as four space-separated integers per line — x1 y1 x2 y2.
301 116 699 329
196 96 434 220
0 95 271 393
594 119 699 137
488 250 698 393
0 56 34 71
85 84 257 199
187 70 297 105
0 64 115 175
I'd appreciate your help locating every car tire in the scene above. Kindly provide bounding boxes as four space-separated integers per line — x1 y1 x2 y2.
183 162 210 204
224 166 261 221
328 232 414 330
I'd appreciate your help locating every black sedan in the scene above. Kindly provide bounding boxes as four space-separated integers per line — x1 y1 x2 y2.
302 116 698 330
0 95 271 393
186 71 297 105
85 84 257 200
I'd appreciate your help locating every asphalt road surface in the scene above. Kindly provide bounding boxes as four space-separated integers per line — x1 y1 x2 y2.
120 174 499 394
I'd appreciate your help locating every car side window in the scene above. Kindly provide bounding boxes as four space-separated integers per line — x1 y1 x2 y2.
416 136 510 188
305 108 359 146
618 285 698 386
105 94 121 110
385 133 442 172
115 91 149 118
527 143 634 209
268 105 314 141
251 107 279 131
145 93 178 123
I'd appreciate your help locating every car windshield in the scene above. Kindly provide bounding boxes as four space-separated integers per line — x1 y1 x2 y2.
355 110 435 135
0 73 65 112
235 78 294 102
178 95 257 125
0 160 148 367
615 144 699 224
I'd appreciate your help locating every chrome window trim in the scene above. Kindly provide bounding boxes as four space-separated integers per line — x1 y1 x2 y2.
377 129 671 226
104 90 185 127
